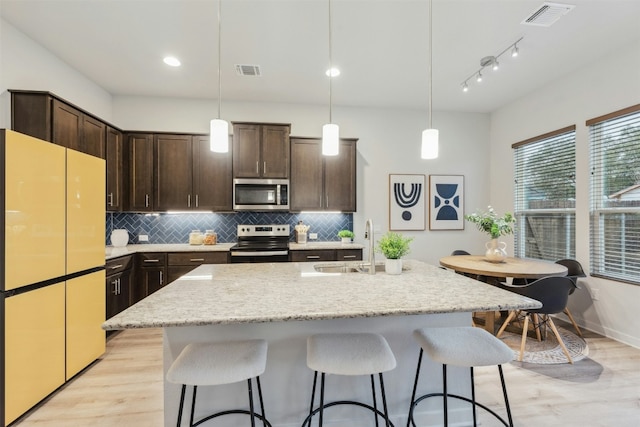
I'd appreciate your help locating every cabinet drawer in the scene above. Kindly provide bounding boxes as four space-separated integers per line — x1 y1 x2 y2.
290 250 336 262
105 255 133 275
138 252 167 267
168 252 228 266
336 249 363 261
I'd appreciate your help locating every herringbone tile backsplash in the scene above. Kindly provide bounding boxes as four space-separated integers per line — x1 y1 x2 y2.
106 212 353 245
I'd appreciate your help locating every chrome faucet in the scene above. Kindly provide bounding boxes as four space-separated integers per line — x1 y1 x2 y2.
364 218 376 275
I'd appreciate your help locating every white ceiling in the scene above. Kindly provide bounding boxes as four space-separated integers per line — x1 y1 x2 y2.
2 0 640 114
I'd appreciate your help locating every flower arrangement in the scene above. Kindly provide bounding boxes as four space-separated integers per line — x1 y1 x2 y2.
376 232 413 259
465 206 516 239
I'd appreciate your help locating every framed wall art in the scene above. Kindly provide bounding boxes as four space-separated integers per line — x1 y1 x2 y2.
389 174 426 231
429 175 464 230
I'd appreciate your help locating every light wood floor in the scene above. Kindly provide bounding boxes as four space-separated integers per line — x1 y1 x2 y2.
11 323 640 426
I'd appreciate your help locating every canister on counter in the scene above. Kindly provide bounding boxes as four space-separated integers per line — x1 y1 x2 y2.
189 230 204 245
204 230 217 245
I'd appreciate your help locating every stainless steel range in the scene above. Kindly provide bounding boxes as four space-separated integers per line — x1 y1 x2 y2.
229 224 291 263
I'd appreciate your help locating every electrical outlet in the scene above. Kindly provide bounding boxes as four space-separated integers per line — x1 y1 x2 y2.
138 234 149 242
309 233 318 240
592 288 600 301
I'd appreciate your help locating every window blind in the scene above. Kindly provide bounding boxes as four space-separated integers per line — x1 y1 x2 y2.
513 126 576 261
588 104 640 284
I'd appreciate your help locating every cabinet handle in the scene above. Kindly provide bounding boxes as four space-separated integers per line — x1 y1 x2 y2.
145 194 150 207
110 264 123 270
256 161 259 174
112 280 119 295
195 194 199 208
108 192 114 207
117 278 121 295
343 255 357 259
188 194 191 208
263 161 267 174
306 255 320 259
160 271 164 285
190 258 205 262
143 259 160 263
326 195 329 208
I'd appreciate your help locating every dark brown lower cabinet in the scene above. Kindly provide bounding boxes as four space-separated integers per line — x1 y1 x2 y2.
105 255 134 320
134 253 167 304
167 252 230 283
290 249 363 262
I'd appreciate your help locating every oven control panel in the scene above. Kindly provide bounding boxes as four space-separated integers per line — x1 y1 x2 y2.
237 224 290 237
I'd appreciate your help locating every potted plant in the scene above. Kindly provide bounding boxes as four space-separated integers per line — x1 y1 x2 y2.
337 229 355 243
376 231 413 274
465 206 516 262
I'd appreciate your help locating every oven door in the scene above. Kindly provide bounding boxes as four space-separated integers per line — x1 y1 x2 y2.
233 178 289 211
230 249 289 263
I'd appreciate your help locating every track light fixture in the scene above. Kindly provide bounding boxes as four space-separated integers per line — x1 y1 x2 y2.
460 36 523 92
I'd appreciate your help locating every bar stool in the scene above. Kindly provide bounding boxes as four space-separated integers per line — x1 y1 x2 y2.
302 333 397 427
407 327 514 427
166 339 272 427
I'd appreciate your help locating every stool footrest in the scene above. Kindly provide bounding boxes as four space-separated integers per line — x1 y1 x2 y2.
193 409 273 427
301 400 396 427
409 393 510 427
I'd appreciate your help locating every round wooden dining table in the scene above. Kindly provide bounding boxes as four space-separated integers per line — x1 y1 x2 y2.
439 255 568 333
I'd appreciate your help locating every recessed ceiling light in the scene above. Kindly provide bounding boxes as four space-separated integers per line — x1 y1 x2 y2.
325 68 340 77
163 56 181 67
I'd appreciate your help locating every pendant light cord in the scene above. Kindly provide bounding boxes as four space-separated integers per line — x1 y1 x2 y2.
328 0 333 124
428 0 433 129
217 0 222 120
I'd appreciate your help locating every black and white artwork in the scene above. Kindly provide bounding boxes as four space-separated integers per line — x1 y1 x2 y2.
429 175 464 230
389 174 426 230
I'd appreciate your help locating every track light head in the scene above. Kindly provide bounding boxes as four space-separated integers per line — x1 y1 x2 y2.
492 60 499 71
511 45 519 57
462 82 469 92
476 72 483 83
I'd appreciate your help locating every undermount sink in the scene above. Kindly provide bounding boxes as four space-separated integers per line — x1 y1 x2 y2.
313 262 386 274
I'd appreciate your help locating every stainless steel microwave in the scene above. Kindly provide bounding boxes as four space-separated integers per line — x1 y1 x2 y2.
233 178 290 211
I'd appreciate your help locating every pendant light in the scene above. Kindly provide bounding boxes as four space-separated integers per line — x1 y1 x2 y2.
322 0 339 156
421 0 438 159
210 0 229 153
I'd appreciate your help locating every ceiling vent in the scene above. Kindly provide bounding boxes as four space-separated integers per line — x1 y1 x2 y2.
521 2 575 27
235 64 262 77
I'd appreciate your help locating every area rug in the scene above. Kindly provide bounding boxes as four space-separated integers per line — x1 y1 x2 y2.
499 325 589 364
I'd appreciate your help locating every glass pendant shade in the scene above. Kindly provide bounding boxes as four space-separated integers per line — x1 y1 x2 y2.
210 119 229 153
322 123 340 156
421 128 439 159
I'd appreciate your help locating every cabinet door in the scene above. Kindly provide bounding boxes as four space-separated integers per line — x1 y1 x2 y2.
261 125 290 178
82 115 106 158
192 135 233 211
290 138 323 211
106 126 123 211
154 134 193 210
232 123 261 178
144 267 166 296
127 133 154 211
67 271 106 380
106 270 131 319
52 99 82 151
324 139 357 212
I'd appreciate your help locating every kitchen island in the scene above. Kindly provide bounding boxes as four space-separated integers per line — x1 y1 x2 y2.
103 260 540 426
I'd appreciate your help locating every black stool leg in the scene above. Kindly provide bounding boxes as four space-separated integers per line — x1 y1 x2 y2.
379 373 391 427
442 365 448 427
190 385 198 426
370 375 380 427
319 373 326 427
306 371 318 427
247 378 257 427
407 349 423 427
256 376 268 427
498 365 514 427
176 384 187 427
470 367 477 427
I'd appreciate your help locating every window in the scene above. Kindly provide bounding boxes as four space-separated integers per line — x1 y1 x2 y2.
588 104 640 285
513 126 576 261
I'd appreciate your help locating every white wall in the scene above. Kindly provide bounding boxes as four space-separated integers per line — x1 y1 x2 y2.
0 18 113 128
114 96 492 266
490 40 640 348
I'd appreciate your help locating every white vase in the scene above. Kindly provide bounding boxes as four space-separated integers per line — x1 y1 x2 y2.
385 258 403 275
110 229 129 247
485 238 507 263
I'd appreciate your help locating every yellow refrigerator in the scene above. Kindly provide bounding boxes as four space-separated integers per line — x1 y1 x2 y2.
1 130 105 426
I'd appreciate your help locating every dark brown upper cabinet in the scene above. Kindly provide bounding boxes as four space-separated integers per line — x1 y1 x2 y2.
232 122 290 179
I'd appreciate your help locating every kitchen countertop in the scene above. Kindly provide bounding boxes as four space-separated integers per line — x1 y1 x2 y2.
106 241 364 260
102 259 541 330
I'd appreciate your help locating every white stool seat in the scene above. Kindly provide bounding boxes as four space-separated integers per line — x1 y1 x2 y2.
167 339 267 386
414 326 513 367
307 333 396 376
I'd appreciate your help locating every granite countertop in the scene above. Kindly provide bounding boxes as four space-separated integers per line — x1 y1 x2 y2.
102 259 541 330
106 242 364 260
